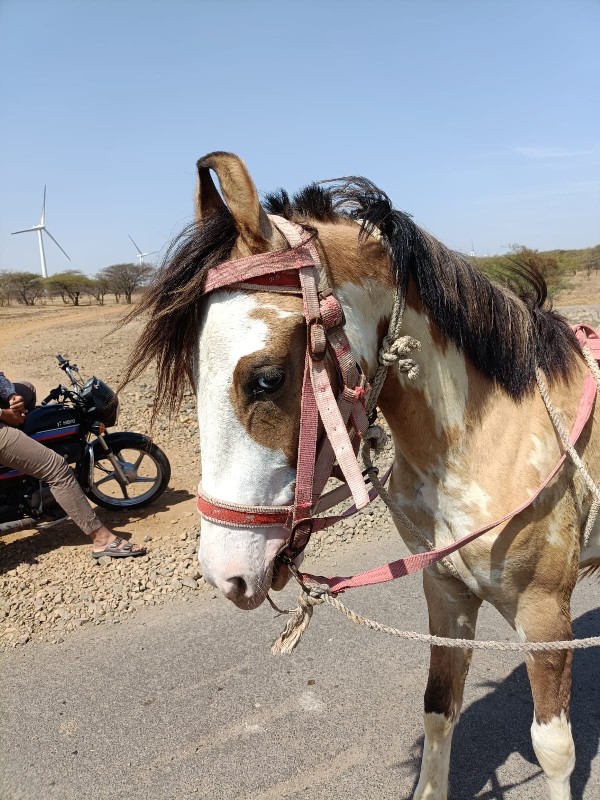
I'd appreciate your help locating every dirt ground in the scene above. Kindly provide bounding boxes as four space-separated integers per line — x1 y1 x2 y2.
0 297 200 550
554 270 600 306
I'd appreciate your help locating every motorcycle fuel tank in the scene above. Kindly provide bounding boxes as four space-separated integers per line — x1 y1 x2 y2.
22 404 81 443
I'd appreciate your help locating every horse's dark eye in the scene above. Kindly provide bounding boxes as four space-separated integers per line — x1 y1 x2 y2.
253 369 285 396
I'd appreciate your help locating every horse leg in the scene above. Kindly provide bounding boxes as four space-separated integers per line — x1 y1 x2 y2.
413 570 482 800
516 593 575 800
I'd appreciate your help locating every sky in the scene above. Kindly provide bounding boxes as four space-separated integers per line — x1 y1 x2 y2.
0 0 599 277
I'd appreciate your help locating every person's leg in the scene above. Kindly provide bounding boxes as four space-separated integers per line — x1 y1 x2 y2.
0 422 145 555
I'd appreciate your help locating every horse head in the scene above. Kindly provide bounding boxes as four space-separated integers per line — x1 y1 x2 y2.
188 152 388 608
195 154 308 607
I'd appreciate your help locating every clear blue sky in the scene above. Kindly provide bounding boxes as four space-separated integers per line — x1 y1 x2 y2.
1 0 598 276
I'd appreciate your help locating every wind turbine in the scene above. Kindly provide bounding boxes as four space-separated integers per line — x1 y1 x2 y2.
128 235 157 266
11 187 71 278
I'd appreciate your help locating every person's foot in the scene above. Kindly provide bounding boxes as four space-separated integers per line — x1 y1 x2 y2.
92 535 146 559
90 526 146 558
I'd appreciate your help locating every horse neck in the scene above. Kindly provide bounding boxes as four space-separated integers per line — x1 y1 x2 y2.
334 269 478 464
374 292 483 475
321 224 489 473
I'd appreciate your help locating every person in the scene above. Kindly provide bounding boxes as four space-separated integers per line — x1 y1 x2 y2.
0 371 146 559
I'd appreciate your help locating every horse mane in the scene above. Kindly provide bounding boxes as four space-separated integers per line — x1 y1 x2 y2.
122 176 579 417
265 179 579 399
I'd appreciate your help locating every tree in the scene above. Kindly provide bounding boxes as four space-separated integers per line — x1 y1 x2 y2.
0 271 15 306
44 270 92 306
87 273 111 305
5 272 45 306
508 244 559 282
583 250 600 278
97 262 155 304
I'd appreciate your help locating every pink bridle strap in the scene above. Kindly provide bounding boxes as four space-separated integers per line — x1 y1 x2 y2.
300 323 600 594
200 238 311 294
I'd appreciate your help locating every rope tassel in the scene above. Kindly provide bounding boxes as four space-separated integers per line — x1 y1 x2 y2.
271 590 324 654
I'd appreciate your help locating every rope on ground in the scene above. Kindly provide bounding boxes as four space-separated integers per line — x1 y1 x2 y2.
271 587 600 655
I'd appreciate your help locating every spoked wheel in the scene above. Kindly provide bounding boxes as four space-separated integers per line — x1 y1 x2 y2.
86 434 171 510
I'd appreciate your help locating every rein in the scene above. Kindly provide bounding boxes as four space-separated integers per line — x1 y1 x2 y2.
271 327 600 655
294 324 600 594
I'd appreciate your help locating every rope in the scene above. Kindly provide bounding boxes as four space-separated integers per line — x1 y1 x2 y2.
272 584 600 655
535 365 600 546
361 288 462 579
365 292 412 419
272 297 600 657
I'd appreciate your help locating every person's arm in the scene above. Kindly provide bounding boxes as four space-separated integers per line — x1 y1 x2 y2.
0 407 25 426
0 372 16 401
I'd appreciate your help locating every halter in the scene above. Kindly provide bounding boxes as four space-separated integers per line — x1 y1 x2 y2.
196 216 383 560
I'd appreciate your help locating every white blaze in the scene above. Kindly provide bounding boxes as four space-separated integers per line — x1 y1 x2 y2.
196 291 295 601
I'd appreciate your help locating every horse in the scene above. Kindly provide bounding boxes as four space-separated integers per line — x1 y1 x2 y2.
123 151 600 799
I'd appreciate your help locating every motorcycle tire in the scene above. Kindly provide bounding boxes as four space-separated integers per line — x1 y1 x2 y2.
86 432 171 510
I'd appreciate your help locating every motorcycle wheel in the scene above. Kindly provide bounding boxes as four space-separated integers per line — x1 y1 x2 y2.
86 434 171 510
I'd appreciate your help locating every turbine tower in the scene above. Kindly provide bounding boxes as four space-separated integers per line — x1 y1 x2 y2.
128 235 157 266
11 187 71 278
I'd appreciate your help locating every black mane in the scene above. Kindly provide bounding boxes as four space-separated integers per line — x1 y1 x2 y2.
266 180 578 399
123 177 579 417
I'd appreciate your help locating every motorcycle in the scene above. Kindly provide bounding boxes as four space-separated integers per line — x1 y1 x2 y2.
0 355 171 533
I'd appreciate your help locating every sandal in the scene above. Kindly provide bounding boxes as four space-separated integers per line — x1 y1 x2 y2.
92 536 147 559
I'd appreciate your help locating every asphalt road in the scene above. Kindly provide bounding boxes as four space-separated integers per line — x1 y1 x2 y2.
1 537 599 800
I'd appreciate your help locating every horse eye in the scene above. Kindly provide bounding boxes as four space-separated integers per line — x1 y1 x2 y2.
253 369 285 396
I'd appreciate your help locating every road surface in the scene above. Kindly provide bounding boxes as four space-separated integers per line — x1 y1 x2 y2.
1 537 599 800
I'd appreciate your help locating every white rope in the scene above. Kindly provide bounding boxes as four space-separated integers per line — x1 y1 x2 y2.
362 290 461 579
535 365 600 546
365 292 414 419
272 299 600 657
272 587 600 655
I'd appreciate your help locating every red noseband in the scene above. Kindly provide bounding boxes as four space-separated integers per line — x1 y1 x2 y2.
196 489 292 529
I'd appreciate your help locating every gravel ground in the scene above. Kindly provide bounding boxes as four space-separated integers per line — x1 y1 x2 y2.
0 494 395 648
0 298 598 649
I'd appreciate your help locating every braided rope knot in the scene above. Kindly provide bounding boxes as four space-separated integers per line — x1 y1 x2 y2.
379 335 421 380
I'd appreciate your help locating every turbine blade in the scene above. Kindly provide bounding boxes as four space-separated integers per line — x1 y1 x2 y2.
44 229 71 261
128 234 143 255
41 185 46 225
12 227 38 235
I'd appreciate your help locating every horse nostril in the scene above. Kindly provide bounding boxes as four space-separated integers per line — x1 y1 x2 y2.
221 575 248 600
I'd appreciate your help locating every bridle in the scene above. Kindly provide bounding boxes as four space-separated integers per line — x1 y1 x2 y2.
196 215 385 561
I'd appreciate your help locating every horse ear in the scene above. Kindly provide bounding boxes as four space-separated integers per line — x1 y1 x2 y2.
196 152 278 253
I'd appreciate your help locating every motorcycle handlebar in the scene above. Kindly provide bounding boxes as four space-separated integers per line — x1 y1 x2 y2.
56 354 80 387
41 387 63 405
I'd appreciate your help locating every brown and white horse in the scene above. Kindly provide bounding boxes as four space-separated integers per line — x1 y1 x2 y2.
125 152 600 800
